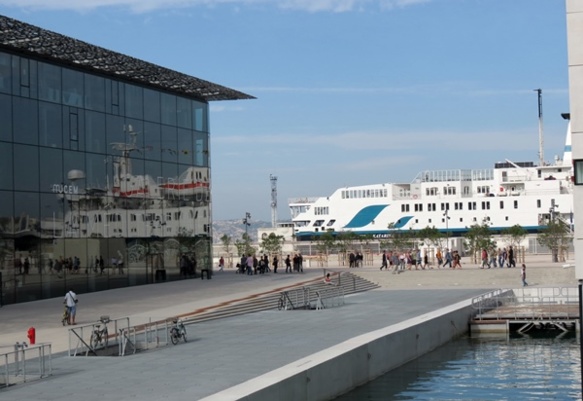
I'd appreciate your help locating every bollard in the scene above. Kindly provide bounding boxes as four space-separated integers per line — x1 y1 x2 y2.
27 327 36 345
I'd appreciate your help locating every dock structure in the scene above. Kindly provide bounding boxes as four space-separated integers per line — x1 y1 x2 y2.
470 287 579 334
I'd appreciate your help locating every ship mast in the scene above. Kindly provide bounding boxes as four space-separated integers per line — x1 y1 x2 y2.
534 88 544 166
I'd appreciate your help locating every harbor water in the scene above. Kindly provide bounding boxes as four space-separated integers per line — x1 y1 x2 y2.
334 333 582 400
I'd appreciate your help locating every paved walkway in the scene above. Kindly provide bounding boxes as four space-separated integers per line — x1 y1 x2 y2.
0 255 577 400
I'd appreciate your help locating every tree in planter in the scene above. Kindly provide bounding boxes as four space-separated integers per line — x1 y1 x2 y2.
357 234 375 265
417 226 444 263
537 219 572 263
234 233 255 258
386 223 415 253
260 232 285 255
336 231 358 266
314 231 336 264
501 224 528 249
220 234 233 268
464 219 496 264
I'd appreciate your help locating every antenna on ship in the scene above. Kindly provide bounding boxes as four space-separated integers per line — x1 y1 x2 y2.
270 174 278 228
534 88 544 166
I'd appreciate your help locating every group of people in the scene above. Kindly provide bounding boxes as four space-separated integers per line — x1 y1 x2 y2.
379 248 463 273
233 253 304 275
48 256 82 274
480 246 517 269
348 252 364 268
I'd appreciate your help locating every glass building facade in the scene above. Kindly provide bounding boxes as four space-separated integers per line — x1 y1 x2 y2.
0 16 252 304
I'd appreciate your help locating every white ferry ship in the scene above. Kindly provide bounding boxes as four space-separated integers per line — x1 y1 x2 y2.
57 127 210 239
290 124 574 240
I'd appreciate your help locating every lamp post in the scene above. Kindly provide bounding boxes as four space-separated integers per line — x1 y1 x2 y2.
443 209 450 250
243 212 251 237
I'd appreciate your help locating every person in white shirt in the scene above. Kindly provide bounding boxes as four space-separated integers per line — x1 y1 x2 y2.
64 289 78 325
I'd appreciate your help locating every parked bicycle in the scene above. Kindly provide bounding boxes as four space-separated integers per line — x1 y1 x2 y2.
90 316 110 349
169 318 187 345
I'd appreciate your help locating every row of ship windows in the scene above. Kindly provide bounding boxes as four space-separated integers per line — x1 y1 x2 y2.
71 210 207 224
303 214 519 228
404 200 519 212
342 186 500 200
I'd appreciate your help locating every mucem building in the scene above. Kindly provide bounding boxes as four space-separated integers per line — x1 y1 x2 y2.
0 15 253 305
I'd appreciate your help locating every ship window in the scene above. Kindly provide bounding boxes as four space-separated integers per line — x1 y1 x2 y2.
505 216 509 221
428 219 432 223
166 212 172 221
537 199 541 208
130 214 136 222
481 201 490 210
500 201 504 209
327 219 336 226
415 219 418 223
415 204 423 212
514 200 518 209
313 220 324 227
459 218 463 222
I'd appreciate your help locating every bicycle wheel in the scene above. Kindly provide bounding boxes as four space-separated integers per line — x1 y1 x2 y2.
103 328 109 348
90 332 101 349
278 297 284 311
181 328 187 343
170 328 179 345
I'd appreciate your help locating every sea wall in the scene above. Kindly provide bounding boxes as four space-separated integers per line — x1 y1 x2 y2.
201 298 475 401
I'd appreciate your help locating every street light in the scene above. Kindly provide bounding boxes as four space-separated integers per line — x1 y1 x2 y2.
242 212 251 237
443 209 450 249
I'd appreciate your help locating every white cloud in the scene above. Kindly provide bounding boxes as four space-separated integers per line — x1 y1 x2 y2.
0 0 430 13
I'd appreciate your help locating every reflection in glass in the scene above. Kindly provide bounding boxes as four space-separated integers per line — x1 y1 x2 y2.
84 74 105 112
144 89 160 123
39 101 63 148
14 144 39 191
62 69 83 107
0 142 13 190
0 93 12 141
85 110 106 154
0 52 11 94
13 97 39 145
39 148 63 193
144 122 161 161
38 61 61 103
161 93 176 126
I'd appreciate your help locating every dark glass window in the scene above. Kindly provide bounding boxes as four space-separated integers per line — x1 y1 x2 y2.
63 150 85 189
144 122 161 161
0 52 11 94
84 73 105 112
14 144 39 191
176 97 192 129
161 93 176 126
161 125 177 163
86 153 107 190
14 191 39 229
38 62 61 103
106 114 125 155
144 88 160 123
0 142 13 190
177 129 193 165
62 69 83 107
0 93 12 141
13 97 39 145
0 190 13 222
193 101 207 132
125 84 143 120
193 132 208 167
85 110 106 154
39 101 63 148
39 148 63 194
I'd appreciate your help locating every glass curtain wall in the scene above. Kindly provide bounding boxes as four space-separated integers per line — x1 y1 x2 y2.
0 51 211 305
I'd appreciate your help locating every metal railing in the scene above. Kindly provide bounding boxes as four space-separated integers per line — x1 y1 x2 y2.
68 316 132 356
0 342 52 388
313 286 345 310
472 287 579 321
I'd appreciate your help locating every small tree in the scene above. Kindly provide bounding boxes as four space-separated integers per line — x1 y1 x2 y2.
234 233 255 257
260 232 285 255
464 218 496 263
537 219 572 262
386 223 415 252
501 224 527 249
418 226 444 249
315 231 336 256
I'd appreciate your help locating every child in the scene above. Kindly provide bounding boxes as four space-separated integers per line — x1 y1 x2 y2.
521 264 528 287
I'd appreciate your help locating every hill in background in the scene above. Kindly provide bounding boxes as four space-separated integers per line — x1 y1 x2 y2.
212 220 273 244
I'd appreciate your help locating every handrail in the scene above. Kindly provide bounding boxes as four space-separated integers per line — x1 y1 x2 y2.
68 316 131 356
0 343 52 388
472 287 579 321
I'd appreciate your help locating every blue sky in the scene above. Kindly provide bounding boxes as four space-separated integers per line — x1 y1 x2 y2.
0 0 571 222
